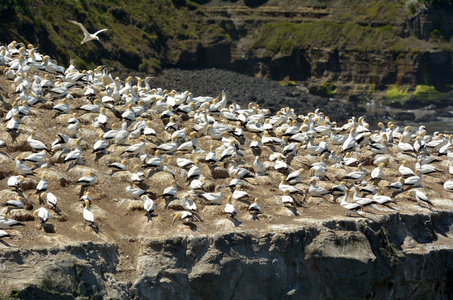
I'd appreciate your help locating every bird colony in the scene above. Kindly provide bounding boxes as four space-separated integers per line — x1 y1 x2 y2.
0 40 452 243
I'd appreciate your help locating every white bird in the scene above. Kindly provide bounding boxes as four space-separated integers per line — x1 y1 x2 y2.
201 186 223 204
77 171 96 186
64 138 82 164
248 198 261 215
224 195 237 218
409 190 433 207
122 138 146 156
92 134 107 153
66 20 108 44
36 174 48 193
308 178 330 197
15 158 33 176
253 156 266 175
232 185 249 201
28 130 47 151
7 175 24 191
83 199 95 227
0 214 24 229
404 170 422 187
399 160 415 177
163 180 178 198
286 168 304 185
279 176 301 194
142 195 155 217
443 180 453 192
281 190 295 206
171 211 193 225
126 182 145 199
180 194 198 212
372 187 394 205
341 163 365 183
187 159 201 180
33 207 50 228
339 188 361 215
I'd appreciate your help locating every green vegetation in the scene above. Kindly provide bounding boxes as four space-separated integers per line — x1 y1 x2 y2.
309 82 336 97
384 85 409 103
413 85 443 103
254 21 401 53
0 0 229 72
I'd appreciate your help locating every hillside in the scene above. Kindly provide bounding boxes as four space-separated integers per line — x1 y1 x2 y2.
2 0 453 103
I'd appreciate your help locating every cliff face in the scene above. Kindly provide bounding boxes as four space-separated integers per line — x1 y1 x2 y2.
2 210 453 299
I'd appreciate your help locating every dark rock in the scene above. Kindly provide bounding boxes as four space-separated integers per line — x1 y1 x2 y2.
393 112 416 121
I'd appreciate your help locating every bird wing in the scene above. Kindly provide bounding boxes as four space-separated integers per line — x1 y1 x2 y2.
66 20 90 37
94 29 108 36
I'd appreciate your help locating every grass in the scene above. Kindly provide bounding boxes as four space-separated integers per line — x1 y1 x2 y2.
253 21 400 53
413 85 443 103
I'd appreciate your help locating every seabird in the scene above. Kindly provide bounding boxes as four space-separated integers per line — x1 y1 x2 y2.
33 207 50 228
142 195 155 217
66 20 108 44
83 199 95 227
171 211 193 225
201 186 223 204
224 195 237 218
409 190 433 207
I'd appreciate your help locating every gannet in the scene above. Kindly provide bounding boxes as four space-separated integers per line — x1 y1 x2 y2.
33 207 50 228
308 178 330 197
281 190 295 207
404 170 422 187
201 186 223 204
187 159 201 180
28 130 48 151
443 180 453 192
415 158 437 174
205 145 219 164
274 154 289 173
77 171 96 186
36 174 48 194
253 156 266 175
143 150 162 169
352 186 373 207
399 160 415 177
104 123 118 140
372 187 394 205
142 195 155 217
109 160 128 174
180 194 198 212
51 133 69 151
92 134 107 153
171 211 193 225
15 158 33 176
340 188 361 216
232 185 249 201
0 214 24 229
126 182 145 199
6 196 25 213
279 175 301 194
114 122 129 145
224 195 237 218
409 190 433 207
248 198 261 215
7 175 24 191
66 20 108 44
64 138 82 164
131 165 145 183
341 163 365 183
163 180 178 198
286 168 304 185
122 138 146 156
83 199 95 227
370 162 385 183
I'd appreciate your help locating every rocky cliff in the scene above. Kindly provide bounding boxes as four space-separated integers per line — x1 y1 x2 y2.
2 210 453 299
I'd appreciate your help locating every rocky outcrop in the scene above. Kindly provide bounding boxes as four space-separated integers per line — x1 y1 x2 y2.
2 210 453 299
